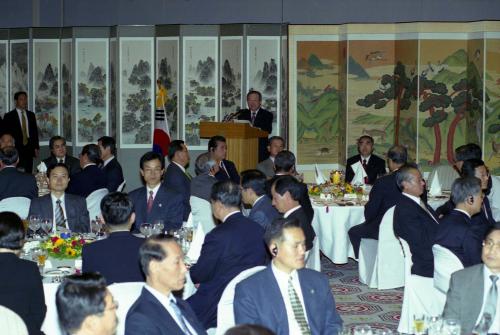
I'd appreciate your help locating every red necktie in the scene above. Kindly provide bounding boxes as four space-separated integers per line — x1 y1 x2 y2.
251 112 256 124
147 191 154 213
362 159 368 184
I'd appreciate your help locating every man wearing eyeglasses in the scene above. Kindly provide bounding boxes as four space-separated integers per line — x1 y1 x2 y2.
443 223 500 334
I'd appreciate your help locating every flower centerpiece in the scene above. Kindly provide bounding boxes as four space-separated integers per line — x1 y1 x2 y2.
42 234 87 259
309 170 364 199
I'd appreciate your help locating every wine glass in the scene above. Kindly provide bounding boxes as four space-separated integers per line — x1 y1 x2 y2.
90 220 101 238
153 220 165 235
443 319 461 335
31 247 48 274
29 216 41 240
426 315 442 335
353 325 372 335
41 218 53 238
140 223 152 238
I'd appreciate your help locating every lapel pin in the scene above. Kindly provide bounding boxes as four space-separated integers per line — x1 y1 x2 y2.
158 203 162 207
310 289 315 294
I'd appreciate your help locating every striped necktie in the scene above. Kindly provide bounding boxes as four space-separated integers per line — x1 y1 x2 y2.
169 298 193 335
21 110 28 145
288 276 311 335
481 275 498 324
55 199 65 230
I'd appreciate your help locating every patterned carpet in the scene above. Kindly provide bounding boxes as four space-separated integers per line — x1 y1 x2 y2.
322 256 403 332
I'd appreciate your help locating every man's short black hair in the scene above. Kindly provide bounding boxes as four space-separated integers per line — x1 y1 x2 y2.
168 140 185 161
272 175 303 201
455 143 482 162
210 180 241 208
81 144 101 164
274 150 296 173
0 146 19 166
387 145 408 165
268 136 284 147
100 192 133 226
241 169 267 196
246 90 262 101
460 159 485 179
14 91 27 101
358 135 374 145
49 136 66 150
56 273 108 334
97 136 117 156
484 223 500 242
0 212 25 250
225 324 275 335
139 234 176 277
47 162 70 178
395 163 419 191
263 217 302 247
140 151 165 170
208 135 226 152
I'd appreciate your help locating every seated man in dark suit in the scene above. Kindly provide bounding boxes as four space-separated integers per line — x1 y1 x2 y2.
164 139 191 220
128 151 185 233
271 175 316 252
67 144 107 198
188 180 267 329
0 146 38 200
29 163 90 233
126 235 207 335
234 218 343 335
241 169 280 230
256 136 285 178
191 152 217 202
348 145 407 258
435 177 483 267
394 164 440 278
56 273 118 335
82 192 144 284
208 135 240 184
237 90 273 162
345 135 386 185
98 136 124 192
42 136 80 175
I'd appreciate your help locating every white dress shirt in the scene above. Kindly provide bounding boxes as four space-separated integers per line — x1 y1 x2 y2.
15 108 30 136
51 193 69 231
283 205 301 219
271 262 309 334
103 156 115 167
172 161 186 173
360 154 371 164
146 183 162 201
474 265 500 333
402 192 439 224
222 211 239 223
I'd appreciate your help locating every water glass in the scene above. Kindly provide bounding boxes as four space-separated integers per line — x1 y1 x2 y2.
353 325 372 335
140 223 153 238
28 216 42 239
90 220 101 238
427 315 442 335
443 319 461 335
153 220 165 235
413 314 426 335
374 329 392 335
41 218 53 237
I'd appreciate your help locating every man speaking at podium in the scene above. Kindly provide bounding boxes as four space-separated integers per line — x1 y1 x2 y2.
237 90 273 162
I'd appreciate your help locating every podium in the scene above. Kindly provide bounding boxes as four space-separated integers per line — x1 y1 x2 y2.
199 121 269 172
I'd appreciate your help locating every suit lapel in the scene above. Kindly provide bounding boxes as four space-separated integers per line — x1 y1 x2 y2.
142 289 185 335
264 267 289 331
298 270 319 333
466 265 484 322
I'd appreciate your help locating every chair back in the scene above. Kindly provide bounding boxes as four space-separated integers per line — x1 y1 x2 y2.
190 196 215 234
107 282 144 335
86 188 109 219
0 197 31 219
398 237 413 283
116 180 126 192
0 305 28 335
432 244 464 294
42 283 63 335
215 266 266 335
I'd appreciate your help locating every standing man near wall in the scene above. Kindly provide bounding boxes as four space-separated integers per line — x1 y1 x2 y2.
2 91 39 173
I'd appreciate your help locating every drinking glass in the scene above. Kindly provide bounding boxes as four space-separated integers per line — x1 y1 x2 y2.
41 218 53 238
184 227 193 243
353 325 372 335
32 247 48 274
340 325 351 335
153 220 165 235
374 329 392 335
427 315 443 335
443 319 461 335
90 220 101 238
28 216 41 239
140 223 153 238
413 314 426 335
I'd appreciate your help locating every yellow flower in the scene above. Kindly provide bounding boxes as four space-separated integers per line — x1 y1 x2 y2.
54 239 64 247
345 184 353 193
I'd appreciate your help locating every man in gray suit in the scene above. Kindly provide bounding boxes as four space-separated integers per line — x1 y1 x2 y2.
443 223 500 334
191 152 217 202
256 136 284 178
29 163 90 233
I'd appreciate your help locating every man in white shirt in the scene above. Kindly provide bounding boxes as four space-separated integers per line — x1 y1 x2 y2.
125 234 207 335
234 217 343 335
443 224 500 334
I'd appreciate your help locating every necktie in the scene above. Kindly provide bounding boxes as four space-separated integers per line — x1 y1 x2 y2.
362 159 368 184
169 299 193 335
419 200 439 224
483 203 489 220
482 275 498 323
58 159 63 164
21 110 28 145
55 199 65 230
287 276 311 335
185 171 192 180
251 112 256 124
147 191 154 213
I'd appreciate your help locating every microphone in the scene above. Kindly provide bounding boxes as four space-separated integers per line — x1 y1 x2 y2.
223 109 245 122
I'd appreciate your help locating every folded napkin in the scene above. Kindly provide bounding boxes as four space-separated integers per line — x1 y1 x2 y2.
37 161 47 173
315 164 327 184
186 223 205 262
351 161 367 185
428 171 442 197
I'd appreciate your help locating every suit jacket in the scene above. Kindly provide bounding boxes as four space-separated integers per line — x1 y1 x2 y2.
164 162 191 220
129 183 185 233
125 288 207 335
234 266 343 335
393 194 439 277
190 173 217 202
82 231 145 284
187 212 267 328
249 195 280 230
256 157 275 178
267 175 314 223
238 108 273 162
42 155 81 176
214 159 240 185
287 207 316 251
443 264 486 335
2 109 39 156
102 157 124 192
363 173 401 227
0 166 38 200
0 253 46 335
28 193 90 233
435 210 482 267
345 154 386 185
66 164 107 198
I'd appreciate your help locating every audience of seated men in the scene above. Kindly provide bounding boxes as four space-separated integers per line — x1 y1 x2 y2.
393 164 439 278
29 163 90 233
241 169 280 230
348 145 407 258
256 136 285 178
125 235 207 335
164 139 191 220
209 135 240 184
0 133 15 150
0 146 38 201
271 176 316 252
56 273 118 335
82 192 144 284
0 212 46 335
345 135 386 185
43 135 81 175
190 152 218 202
98 136 124 192
66 144 107 198
234 218 343 335
435 177 484 267
443 224 500 334
187 180 267 329
128 151 185 233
